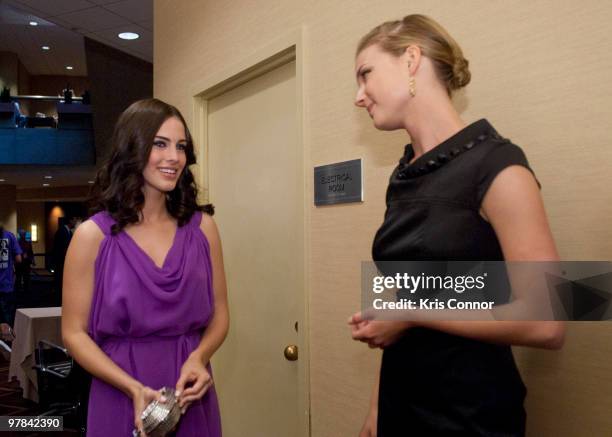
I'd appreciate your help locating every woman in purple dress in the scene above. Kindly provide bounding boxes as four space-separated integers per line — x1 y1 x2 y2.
62 99 228 436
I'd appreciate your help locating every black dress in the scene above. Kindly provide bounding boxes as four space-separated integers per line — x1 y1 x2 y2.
372 119 534 436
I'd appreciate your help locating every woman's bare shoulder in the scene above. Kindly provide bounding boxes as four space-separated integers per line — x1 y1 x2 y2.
199 212 221 244
72 219 106 248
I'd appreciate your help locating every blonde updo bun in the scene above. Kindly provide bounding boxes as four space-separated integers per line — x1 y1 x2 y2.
450 56 471 91
357 14 471 96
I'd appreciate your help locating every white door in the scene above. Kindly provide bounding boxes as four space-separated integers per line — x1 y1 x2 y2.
207 60 307 437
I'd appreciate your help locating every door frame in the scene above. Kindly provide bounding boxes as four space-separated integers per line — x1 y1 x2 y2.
191 27 311 437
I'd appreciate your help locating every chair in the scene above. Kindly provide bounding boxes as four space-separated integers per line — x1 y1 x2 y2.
33 339 91 436
0 101 19 128
24 116 56 128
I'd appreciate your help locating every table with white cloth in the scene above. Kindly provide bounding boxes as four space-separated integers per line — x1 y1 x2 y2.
8 307 62 402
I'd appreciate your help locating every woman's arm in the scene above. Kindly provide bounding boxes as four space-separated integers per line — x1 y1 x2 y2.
174 213 229 411
191 213 230 364
352 166 565 350
61 220 144 399
359 364 379 437
419 165 565 348
416 320 564 349
62 221 165 432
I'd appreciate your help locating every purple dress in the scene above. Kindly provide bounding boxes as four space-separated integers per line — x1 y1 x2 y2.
87 211 222 436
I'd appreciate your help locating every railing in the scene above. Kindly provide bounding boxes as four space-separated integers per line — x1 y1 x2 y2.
0 98 95 165
12 95 84 102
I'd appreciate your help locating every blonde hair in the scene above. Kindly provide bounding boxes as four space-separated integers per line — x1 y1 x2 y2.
357 14 471 96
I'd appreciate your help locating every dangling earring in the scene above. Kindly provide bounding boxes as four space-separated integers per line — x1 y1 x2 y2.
407 62 416 97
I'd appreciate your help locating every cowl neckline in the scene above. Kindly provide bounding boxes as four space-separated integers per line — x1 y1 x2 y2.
121 223 182 271
93 211 203 281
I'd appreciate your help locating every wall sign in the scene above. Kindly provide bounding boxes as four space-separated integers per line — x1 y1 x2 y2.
314 159 363 206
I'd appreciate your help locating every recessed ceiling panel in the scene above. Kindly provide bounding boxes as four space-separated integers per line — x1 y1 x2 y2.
15 0 95 17
103 0 153 24
4 0 153 66
59 7 131 32
0 2 87 75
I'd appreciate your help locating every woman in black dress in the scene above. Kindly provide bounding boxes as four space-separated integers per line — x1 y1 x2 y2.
348 14 565 437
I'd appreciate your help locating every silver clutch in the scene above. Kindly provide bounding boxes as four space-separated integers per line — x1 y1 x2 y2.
139 386 182 437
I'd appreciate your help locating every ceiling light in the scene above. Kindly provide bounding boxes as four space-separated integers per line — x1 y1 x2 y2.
44 175 53 179
66 66 73 70
118 32 140 40
29 21 38 26
42 183 50 187
88 180 95 184
42 45 50 50
0 179 5 182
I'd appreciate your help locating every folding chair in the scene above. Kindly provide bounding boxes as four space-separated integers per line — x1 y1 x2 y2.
33 339 91 436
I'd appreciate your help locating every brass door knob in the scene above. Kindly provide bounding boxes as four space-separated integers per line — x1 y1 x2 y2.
284 345 298 361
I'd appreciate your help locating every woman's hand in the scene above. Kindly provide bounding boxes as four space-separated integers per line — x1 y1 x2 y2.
0 323 15 342
175 353 214 414
359 406 378 437
349 312 412 349
132 385 166 437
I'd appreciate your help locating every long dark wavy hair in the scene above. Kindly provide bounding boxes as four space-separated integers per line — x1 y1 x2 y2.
89 98 213 235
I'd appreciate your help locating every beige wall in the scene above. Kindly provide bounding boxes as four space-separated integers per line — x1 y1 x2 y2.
16 202 46 255
0 52 32 98
84 37 153 164
0 185 17 234
17 186 91 202
0 51 19 95
155 1 612 436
